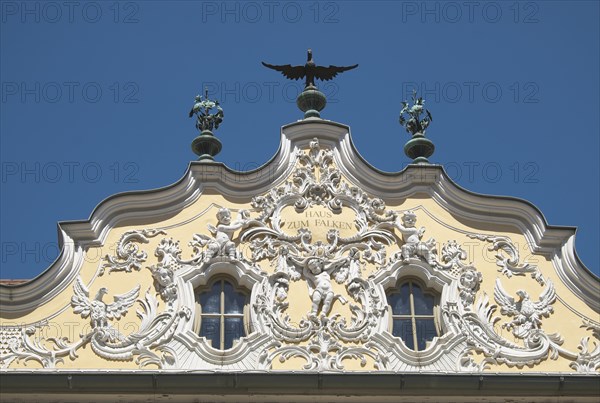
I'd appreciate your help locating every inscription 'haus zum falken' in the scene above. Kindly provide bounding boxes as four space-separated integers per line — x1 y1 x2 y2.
284 210 353 231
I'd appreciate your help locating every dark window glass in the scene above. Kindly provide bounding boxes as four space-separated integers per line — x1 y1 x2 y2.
392 319 414 350
224 317 244 350
224 282 246 314
388 283 411 315
199 283 221 314
415 318 437 351
197 279 247 350
387 280 438 352
200 316 220 349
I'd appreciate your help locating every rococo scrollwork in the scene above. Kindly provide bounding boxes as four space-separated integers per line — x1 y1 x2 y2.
100 229 166 275
467 233 544 284
1 275 190 369
1 139 598 374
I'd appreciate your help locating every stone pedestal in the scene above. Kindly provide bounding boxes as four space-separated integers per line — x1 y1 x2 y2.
296 85 327 119
191 130 222 161
404 133 435 164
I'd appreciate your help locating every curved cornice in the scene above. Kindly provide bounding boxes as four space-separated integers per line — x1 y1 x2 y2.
1 118 597 314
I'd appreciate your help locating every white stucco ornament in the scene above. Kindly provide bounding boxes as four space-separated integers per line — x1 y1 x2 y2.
1 135 598 375
71 277 140 342
494 278 555 339
192 208 251 260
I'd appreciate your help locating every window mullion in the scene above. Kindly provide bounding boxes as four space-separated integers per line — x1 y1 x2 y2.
220 280 225 350
408 282 418 351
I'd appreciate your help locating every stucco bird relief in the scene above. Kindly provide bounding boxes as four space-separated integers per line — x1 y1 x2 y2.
71 277 140 342
493 278 556 339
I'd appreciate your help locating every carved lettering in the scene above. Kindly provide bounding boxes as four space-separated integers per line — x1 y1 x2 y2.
306 210 333 218
285 218 353 231
287 220 310 230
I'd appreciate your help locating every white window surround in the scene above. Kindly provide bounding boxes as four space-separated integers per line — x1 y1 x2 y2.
368 260 470 369
172 259 271 366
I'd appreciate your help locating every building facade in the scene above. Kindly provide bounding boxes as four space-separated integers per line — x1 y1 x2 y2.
1 101 599 402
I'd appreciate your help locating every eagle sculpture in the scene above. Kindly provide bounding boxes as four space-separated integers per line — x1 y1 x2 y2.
262 49 358 88
71 277 140 340
494 278 555 339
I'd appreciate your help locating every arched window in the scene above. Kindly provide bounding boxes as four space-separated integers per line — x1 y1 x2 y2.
386 279 439 351
195 278 249 350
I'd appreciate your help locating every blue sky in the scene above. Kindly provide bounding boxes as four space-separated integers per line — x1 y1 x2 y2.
1 0 598 280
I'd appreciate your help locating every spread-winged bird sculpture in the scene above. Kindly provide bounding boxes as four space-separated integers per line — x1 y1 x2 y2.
71 276 140 341
494 278 555 339
262 49 358 88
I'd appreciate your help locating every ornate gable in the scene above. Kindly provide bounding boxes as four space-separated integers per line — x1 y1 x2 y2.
1 119 598 378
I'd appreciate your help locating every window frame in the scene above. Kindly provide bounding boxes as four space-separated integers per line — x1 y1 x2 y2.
387 277 441 352
194 276 251 351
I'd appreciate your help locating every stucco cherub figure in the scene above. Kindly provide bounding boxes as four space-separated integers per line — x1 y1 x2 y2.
301 257 348 319
394 210 437 265
194 208 250 261
305 258 335 317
